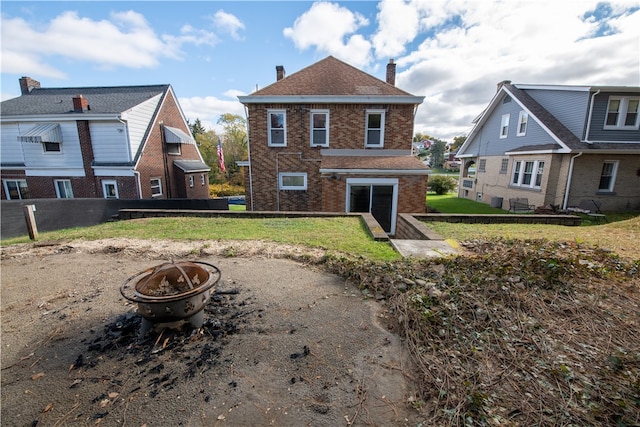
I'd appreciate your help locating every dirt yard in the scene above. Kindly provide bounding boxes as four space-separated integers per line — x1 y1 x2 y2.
1 239 422 426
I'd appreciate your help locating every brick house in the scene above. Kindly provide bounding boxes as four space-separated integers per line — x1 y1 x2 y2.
456 82 640 212
1 77 210 200
238 56 428 235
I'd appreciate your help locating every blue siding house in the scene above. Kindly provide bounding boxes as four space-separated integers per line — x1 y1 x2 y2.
456 82 640 212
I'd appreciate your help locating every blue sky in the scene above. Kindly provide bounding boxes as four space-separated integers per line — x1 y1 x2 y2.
2 0 639 141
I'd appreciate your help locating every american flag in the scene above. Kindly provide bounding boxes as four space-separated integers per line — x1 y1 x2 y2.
217 138 226 173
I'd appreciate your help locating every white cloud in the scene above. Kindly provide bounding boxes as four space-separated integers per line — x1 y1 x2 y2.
372 0 420 58
212 10 245 40
384 0 640 140
283 2 372 67
0 10 218 78
179 94 246 134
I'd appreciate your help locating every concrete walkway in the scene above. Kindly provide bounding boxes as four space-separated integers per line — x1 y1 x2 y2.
390 239 458 258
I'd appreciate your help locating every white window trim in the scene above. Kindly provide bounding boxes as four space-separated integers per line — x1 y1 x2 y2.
150 178 163 197
102 180 119 199
54 179 74 198
43 142 62 154
345 177 398 235
279 172 307 190
365 109 385 148
510 160 544 189
598 160 619 192
3 179 28 200
310 110 329 147
500 114 510 139
201 174 206 186
189 175 194 188
517 111 528 136
267 109 287 147
166 143 181 155
604 96 640 129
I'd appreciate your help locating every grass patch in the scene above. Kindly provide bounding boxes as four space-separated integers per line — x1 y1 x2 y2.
2 216 400 261
427 193 506 214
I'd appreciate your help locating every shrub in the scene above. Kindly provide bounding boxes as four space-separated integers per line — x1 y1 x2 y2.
209 183 245 197
428 175 457 195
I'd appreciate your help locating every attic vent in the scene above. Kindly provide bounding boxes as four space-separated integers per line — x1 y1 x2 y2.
355 86 382 95
503 96 512 103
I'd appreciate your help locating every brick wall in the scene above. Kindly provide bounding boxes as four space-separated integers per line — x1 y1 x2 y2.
246 102 422 212
135 90 210 199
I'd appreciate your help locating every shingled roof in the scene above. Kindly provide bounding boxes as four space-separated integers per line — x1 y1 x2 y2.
1 84 169 117
243 56 421 101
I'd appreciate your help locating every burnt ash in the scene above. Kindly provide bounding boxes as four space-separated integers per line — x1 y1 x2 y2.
80 287 253 397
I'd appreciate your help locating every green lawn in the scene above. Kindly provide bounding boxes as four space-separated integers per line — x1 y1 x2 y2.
426 193 507 214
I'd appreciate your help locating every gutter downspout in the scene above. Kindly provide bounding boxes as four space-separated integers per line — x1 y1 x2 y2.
563 152 582 210
584 89 600 144
243 106 254 210
134 171 143 198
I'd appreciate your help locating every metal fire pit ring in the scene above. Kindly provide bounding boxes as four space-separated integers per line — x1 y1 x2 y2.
120 260 221 332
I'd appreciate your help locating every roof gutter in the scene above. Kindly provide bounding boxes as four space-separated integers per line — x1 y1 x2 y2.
583 89 600 144
562 152 582 210
238 95 425 104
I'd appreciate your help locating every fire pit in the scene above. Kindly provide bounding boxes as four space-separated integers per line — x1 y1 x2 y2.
120 260 221 334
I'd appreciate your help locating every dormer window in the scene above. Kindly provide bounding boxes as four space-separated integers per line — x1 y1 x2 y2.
365 110 385 148
605 96 640 129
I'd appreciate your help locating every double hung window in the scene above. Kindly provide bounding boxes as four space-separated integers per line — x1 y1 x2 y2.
517 111 528 136
268 110 286 146
605 97 640 129
310 110 329 147
511 160 544 189
500 114 510 138
598 161 618 192
150 178 162 197
365 110 385 147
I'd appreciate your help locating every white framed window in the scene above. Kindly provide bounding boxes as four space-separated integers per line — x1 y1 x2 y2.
166 143 181 155
268 110 286 147
102 180 119 199
279 172 307 190
150 178 162 197
189 175 194 188
365 110 385 147
500 114 510 138
43 142 61 153
310 110 329 147
54 179 74 198
605 96 639 129
201 174 207 185
3 179 29 200
598 160 618 192
517 111 528 136
511 160 544 189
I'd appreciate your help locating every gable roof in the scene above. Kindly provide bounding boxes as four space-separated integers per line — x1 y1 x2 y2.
458 82 640 156
238 56 424 104
0 84 170 117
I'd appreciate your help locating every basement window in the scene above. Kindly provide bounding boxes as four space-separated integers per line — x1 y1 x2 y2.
279 172 307 190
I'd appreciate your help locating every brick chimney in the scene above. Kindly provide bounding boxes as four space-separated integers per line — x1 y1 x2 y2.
73 94 89 112
19 77 41 95
386 59 396 86
276 65 285 81
497 80 512 92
